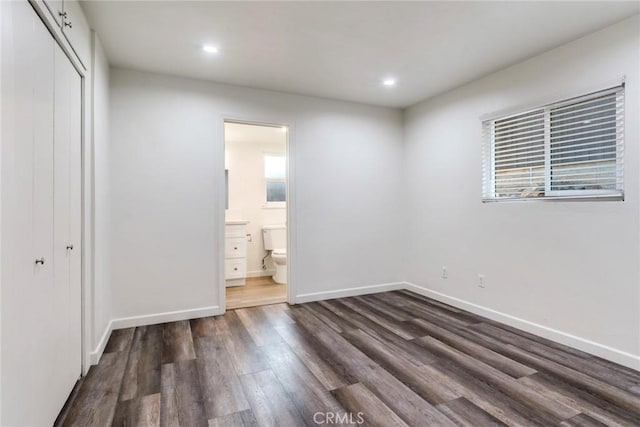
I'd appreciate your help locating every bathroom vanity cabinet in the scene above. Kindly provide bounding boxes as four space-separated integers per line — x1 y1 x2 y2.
225 221 249 286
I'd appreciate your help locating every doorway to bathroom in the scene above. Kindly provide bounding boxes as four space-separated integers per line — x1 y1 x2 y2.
223 120 289 310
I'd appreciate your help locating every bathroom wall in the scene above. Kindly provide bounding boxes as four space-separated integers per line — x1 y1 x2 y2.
404 15 640 369
225 124 287 276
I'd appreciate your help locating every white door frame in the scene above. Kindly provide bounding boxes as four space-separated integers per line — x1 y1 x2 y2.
218 117 296 311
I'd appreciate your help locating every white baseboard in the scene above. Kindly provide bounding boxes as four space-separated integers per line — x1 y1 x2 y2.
111 305 223 330
88 281 639 371
247 270 275 278
295 282 404 304
404 282 640 371
88 305 223 366
89 320 113 365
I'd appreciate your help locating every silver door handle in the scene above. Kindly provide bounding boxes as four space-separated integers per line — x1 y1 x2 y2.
35 258 45 265
66 244 74 251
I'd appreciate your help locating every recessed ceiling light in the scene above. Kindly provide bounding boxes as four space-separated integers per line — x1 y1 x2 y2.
202 45 219 54
382 78 397 87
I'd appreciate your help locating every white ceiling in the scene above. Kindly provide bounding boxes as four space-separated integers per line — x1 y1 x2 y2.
82 1 639 108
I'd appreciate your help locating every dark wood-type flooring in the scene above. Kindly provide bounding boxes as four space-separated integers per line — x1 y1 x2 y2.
57 290 640 426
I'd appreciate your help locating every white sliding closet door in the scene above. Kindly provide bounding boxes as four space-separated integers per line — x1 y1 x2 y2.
67 41 83 389
1 2 82 425
1 3 58 425
54 43 83 397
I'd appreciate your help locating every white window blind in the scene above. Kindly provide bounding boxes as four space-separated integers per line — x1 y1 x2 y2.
482 85 624 201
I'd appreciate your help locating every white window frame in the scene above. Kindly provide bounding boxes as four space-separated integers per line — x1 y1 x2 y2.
263 153 286 208
483 85 624 202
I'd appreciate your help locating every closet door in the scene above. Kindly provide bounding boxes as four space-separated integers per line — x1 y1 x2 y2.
54 43 83 396
58 40 83 383
1 2 82 425
68 55 83 381
1 2 58 426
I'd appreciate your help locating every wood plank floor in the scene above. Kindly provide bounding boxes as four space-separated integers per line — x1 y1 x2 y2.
226 276 286 310
57 290 640 426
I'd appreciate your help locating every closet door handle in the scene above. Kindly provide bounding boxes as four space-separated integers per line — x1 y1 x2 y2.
58 11 67 18
66 244 74 251
64 21 73 29
35 258 45 265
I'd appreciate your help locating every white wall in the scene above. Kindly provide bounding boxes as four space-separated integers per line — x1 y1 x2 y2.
108 69 405 320
91 32 111 357
404 16 640 368
225 133 286 276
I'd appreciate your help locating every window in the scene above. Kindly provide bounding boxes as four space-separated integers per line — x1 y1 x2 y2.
264 154 286 204
482 85 624 201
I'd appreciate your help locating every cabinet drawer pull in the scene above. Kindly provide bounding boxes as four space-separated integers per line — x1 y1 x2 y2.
64 21 73 29
66 244 74 251
234 246 238 250
35 257 45 265
58 11 67 18
234 267 238 271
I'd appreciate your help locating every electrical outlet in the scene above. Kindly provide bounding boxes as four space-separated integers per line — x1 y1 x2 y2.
441 266 448 279
478 274 486 288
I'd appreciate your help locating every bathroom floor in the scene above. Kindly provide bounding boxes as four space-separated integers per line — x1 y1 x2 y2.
226 276 286 309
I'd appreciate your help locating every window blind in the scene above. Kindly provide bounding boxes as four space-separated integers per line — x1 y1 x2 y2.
482 85 624 201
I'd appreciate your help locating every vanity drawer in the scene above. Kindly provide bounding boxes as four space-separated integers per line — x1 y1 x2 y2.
225 237 247 258
225 259 246 279
226 224 246 238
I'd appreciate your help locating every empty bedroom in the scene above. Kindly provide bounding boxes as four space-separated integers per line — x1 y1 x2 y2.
1 1 639 426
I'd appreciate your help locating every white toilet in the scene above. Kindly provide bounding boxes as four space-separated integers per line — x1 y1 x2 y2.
262 225 287 284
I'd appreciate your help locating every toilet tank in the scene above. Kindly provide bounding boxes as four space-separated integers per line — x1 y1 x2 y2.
263 225 286 250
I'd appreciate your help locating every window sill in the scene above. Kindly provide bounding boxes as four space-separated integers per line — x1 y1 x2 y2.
263 202 286 209
483 192 624 203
